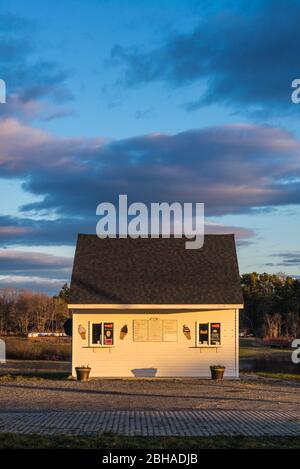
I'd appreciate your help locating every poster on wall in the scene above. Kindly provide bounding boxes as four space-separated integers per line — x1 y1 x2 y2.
103 322 114 346
133 320 148 342
198 323 209 345
210 323 221 345
148 318 163 341
163 320 178 342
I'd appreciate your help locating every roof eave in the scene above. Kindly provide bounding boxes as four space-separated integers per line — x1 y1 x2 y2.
68 303 244 310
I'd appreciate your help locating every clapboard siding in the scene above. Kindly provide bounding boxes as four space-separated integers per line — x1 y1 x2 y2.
72 309 239 378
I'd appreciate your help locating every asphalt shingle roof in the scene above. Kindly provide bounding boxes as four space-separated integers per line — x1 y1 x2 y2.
69 234 243 305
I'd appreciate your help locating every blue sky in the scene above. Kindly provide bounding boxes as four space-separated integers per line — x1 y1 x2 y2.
1 0 300 294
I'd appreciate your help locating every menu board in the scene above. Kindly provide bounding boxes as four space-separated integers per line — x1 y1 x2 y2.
148 318 163 342
133 319 178 342
133 320 148 342
103 322 114 346
198 323 209 345
210 323 221 345
163 320 178 342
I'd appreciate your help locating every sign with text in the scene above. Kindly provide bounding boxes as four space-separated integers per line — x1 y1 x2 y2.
148 318 163 342
133 320 149 342
163 320 178 342
103 322 114 346
133 319 178 342
210 323 221 345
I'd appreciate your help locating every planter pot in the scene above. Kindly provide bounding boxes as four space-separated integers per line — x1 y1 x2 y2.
210 366 225 380
75 367 91 381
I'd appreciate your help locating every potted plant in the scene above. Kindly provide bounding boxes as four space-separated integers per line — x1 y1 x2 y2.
75 365 91 381
210 365 225 380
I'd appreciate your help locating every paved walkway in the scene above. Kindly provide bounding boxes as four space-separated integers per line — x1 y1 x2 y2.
0 410 299 436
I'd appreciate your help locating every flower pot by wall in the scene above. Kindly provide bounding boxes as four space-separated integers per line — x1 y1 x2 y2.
75 367 91 381
210 366 225 380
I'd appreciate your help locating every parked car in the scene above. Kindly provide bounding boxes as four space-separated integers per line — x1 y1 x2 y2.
263 337 293 348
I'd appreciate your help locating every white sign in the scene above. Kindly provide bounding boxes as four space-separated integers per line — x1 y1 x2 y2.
0 79 6 104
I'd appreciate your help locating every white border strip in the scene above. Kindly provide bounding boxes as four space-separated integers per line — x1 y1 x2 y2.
68 303 244 310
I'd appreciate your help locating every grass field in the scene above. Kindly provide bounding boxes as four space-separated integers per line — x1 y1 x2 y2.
1 336 71 361
254 371 300 381
239 347 291 358
239 337 292 358
0 433 299 449
0 372 70 381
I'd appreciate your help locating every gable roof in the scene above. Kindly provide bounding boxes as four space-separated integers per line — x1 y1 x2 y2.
69 234 243 306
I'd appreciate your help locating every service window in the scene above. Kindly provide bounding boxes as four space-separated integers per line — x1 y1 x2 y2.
89 322 114 347
198 323 209 345
196 322 221 346
91 323 102 346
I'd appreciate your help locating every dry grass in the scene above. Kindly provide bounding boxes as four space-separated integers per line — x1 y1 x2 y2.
255 372 300 382
0 373 71 381
1 336 71 361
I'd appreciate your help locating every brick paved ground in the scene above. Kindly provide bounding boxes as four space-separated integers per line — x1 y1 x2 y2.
0 410 299 436
1 371 300 436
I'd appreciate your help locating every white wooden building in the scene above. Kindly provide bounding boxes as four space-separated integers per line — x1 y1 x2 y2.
68 234 243 378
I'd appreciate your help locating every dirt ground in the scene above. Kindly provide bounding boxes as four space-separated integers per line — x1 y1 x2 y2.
0 372 299 413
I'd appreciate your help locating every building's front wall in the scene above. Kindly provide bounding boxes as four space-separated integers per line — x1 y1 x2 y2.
72 309 239 378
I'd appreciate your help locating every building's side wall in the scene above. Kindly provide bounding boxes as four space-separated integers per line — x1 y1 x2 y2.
72 309 239 378
235 308 239 379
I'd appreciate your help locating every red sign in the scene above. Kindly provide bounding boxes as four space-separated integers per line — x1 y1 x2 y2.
103 322 114 346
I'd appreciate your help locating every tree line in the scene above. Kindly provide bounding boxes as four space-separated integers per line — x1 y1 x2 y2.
241 273 300 338
0 284 70 335
0 275 300 338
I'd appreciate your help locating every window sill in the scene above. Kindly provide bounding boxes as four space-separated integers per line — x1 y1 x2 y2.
189 345 222 349
197 345 221 347
82 346 115 349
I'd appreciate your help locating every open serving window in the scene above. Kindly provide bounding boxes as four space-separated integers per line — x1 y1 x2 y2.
89 322 114 347
196 322 221 347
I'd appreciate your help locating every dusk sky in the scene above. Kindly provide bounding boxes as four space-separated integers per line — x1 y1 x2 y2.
1 0 300 294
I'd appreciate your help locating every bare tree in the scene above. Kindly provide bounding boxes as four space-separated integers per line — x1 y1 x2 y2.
0 289 18 334
286 312 300 338
32 294 51 332
0 287 70 335
264 313 282 338
14 291 34 335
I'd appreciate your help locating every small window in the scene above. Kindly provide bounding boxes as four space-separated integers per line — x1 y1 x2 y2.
89 322 114 347
196 322 221 347
198 323 209 345
92 323 102 345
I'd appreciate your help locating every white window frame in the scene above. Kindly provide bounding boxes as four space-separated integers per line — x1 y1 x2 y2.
196 321 221 347
89 321 115 347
